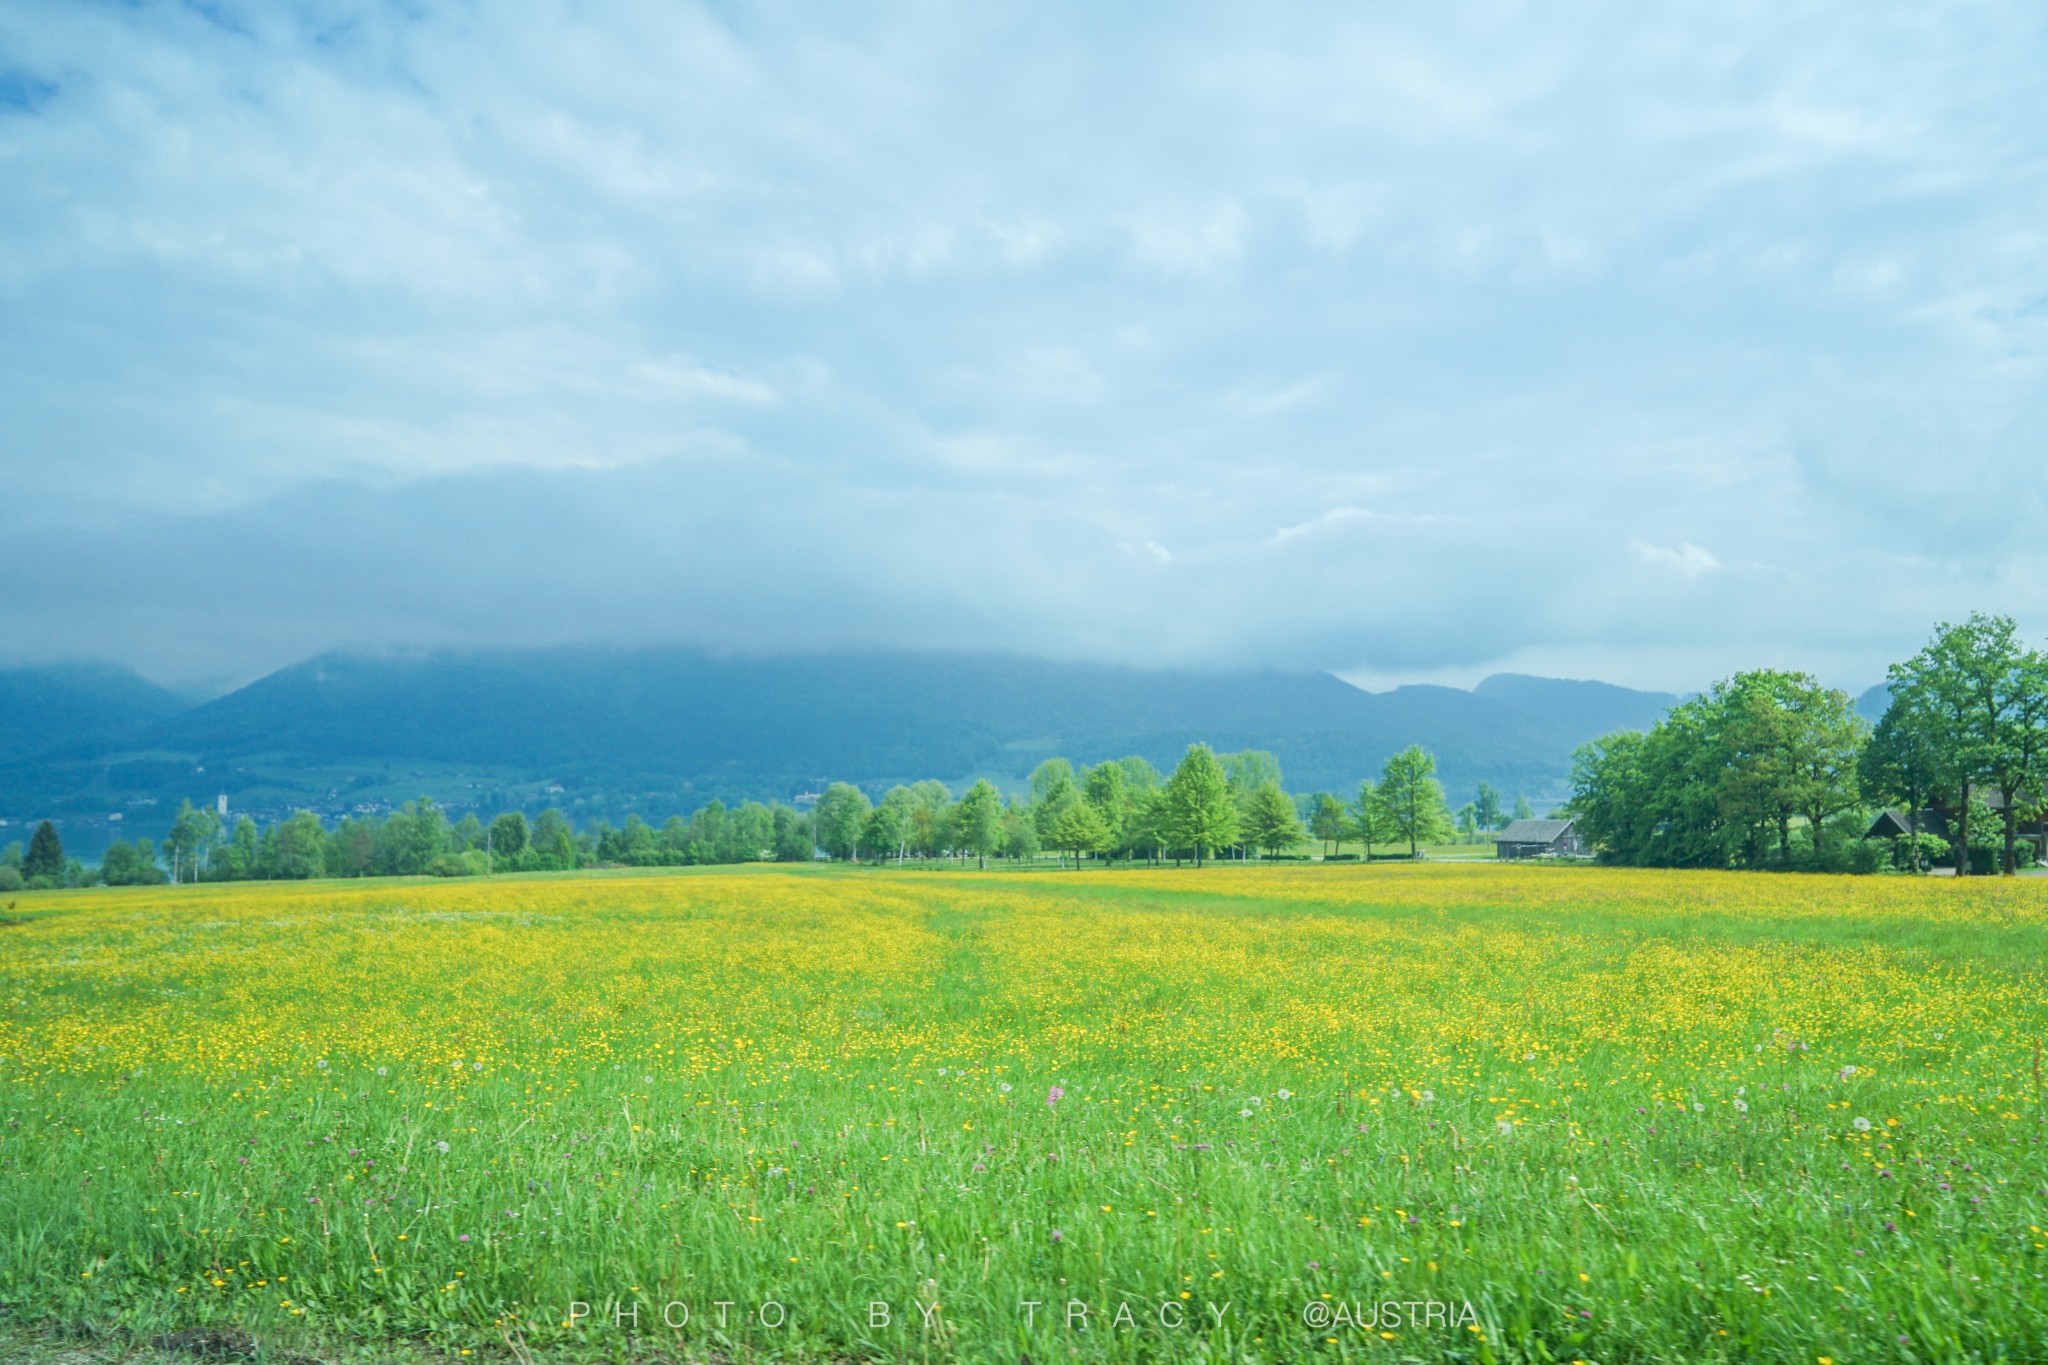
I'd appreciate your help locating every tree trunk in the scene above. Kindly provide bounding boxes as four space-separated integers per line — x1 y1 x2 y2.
1955 787 1970 876
2003 791 2019 875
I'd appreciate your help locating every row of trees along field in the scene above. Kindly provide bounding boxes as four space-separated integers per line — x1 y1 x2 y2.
6 741 1470 888
1568 613 2048 875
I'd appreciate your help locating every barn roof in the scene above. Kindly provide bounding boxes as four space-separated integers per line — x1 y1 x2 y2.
1495 818 1575 843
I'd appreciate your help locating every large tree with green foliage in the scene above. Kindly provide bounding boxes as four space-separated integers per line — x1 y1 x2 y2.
860 800 907 862
1029 758 1075 806
1308 792 1347 856
1032 770 1080 843
1984 644 2048 874
1241 782 1304 857
1222 751 1283 805
954 780 1003 869
812 783 871 862
274 810 327 879
1046 798 1110 868
1163 744 1238 867
1473 781 1503 831
1081 762 1131 855
1351 779 1392 859
1377 746 1453 857
22 819 63 884
1573 670 1865 869
488 811 529 862
1886 614 2037 875
1859 702 1942 871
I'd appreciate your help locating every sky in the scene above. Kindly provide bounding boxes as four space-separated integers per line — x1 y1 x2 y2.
2 1 2045 697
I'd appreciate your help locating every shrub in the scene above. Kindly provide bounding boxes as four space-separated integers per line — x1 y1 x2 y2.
1843 838 1888 876
426 851 487 878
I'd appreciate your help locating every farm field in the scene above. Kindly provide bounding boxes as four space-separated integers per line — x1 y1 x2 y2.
2 864 2045 1364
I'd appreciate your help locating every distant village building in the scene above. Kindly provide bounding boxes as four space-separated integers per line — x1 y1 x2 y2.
1494 817 1587 860
1866 792 2047 859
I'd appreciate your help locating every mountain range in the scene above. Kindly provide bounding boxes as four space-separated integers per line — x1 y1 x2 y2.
0 648 1681 850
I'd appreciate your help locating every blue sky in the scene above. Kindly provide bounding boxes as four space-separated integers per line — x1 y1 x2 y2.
2 1 2045 694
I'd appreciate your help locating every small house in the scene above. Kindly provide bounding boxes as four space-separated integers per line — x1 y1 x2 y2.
1495 817 1586 860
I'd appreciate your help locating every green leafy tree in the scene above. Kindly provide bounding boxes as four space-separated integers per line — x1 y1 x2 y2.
688 800 727 856
905 781 953 859
274 811 327 879
99 838 157 886
954 780 1004 869
1032 772 1080 843
1046 798 1110 868
1474 782 1503 831
861 800 908 861
1114 756 1163 792
1222 751 1283 802
1163 744 1238 867
1984 642 2048 874
326 817 377 878
1082 762 1131 858
725 801 775 863
1125 787 1169 864
1378 746 1454 857
1567 731 1656 862
1456 803 1477 835
813 783 871 862
770 805 814 862
489 811 530 863
23 820 64 884
1000 803 1041 862
1888 614 2014 875
1351 779 1392 859
1029 758 1076 806
531 808 577 869
1241 782 1304 857
1308 792 1347 855
163 801 218 884
1711 670 1863 865
1859 704 1943 871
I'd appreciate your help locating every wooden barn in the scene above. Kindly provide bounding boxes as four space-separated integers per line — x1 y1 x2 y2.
1494 817 1587 860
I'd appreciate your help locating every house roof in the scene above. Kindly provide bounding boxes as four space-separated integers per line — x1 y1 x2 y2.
1495 818 1575 843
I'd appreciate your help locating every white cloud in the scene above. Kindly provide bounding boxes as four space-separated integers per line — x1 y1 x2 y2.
1 0 2046 688
1631 540 1721 579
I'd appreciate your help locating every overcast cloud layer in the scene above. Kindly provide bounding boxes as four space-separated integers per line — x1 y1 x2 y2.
3 1 2045 694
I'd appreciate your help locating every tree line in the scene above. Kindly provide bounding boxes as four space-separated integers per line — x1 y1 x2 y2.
4 740 1474 889
1568 613 2047 875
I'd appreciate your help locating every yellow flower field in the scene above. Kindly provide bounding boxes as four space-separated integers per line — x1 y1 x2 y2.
1 863 2043 1362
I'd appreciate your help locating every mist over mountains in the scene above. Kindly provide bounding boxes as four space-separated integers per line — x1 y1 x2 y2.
0 647 1679 850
